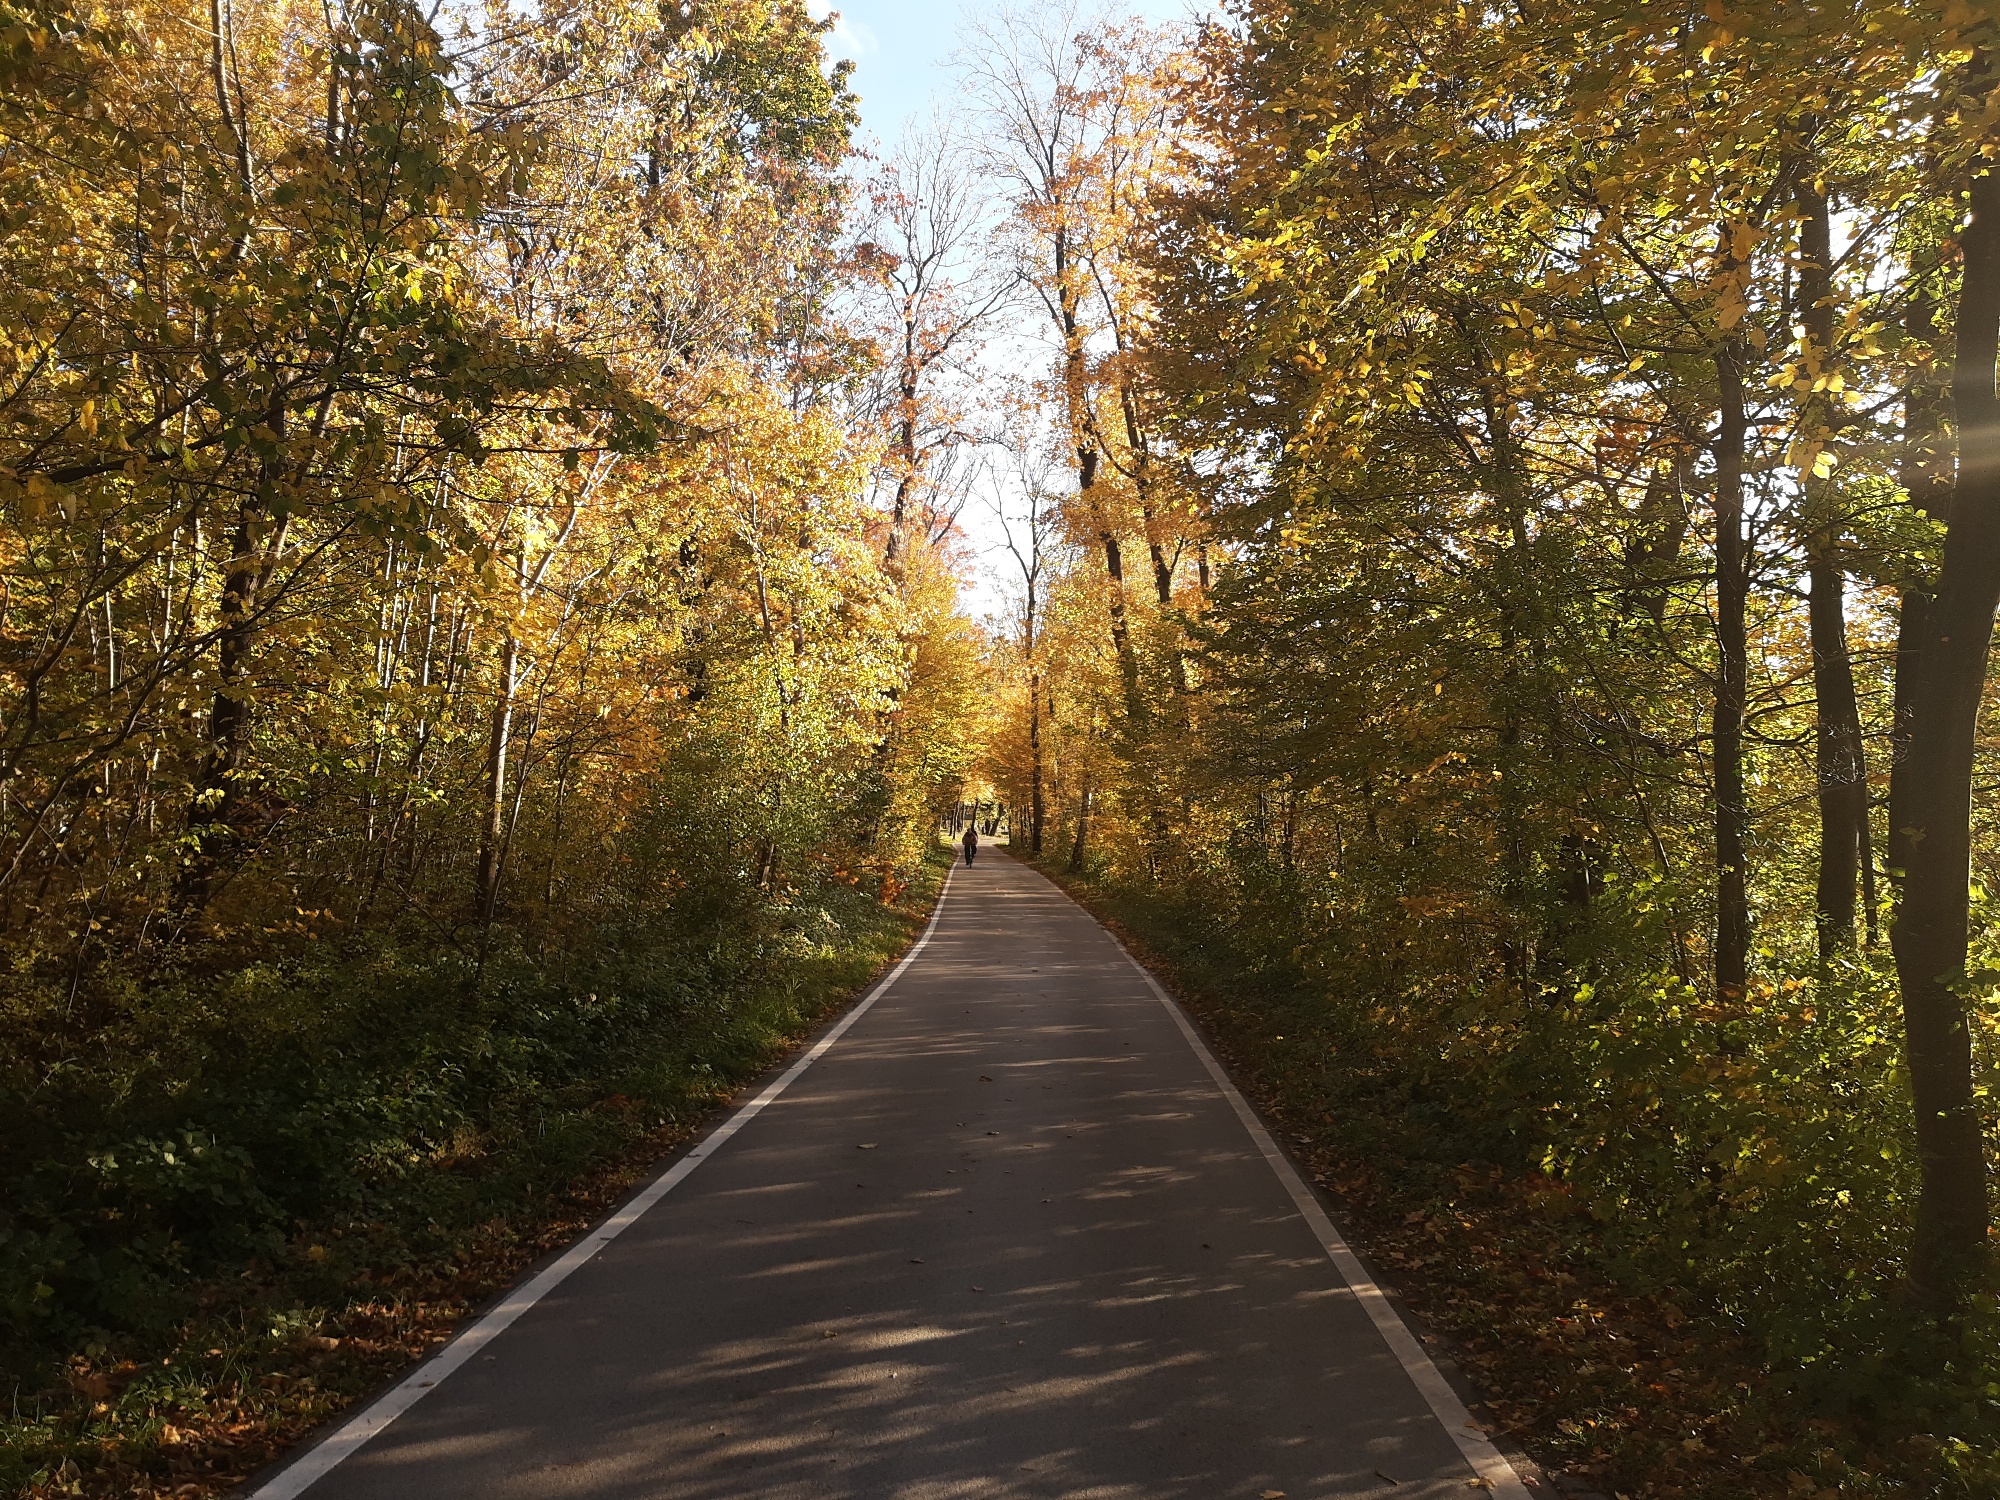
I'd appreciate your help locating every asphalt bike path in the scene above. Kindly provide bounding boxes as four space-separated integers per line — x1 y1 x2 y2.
254 851 1529 1500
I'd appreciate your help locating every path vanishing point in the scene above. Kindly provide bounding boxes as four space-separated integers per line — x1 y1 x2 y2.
251 851 1532 1500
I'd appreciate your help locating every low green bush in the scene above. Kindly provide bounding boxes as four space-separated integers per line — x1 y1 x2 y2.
1055 854 2000 1496
0 853 944 1494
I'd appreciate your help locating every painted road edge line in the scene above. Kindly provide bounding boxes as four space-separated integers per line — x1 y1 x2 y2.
249 863 959 1500
1107 932 1534 1500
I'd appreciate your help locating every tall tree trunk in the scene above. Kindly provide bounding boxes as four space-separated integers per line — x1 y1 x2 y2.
1713 331 1751 999
1809 557 1868 952
1121 377 1191 705
1055 229 1141 719
476 627 517 927
887 473 914 567
1029 667 1045 856
1147 532 1174 606
1890 146 2000 1305
1069 776 1092 874
1798 179 1871 955
1098 527 1141 719
1146 527 1191 708
181 441 287 910
885 356 918 569
208 0 250 196
1890 273 1952 882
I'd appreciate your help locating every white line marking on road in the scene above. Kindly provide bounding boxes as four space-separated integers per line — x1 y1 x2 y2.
1098 916 1534 1500
250 864 958 1499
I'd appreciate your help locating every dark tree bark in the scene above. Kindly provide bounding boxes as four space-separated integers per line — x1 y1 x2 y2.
1117 376 1191 706
1052 228 1141 719
182 513 268 903
885 306 923 571
1808 557 1869 952
181 416 289 911
1890 144 2000 1304
1097 527 1141 718
1889 272 1952 872
885 396 916 568
1797 179 1871 955
1713 332 1751 999
1029 668 1046 856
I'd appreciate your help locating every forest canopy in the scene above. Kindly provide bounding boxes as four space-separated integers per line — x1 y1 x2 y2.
963 0 2000 1492
1 0 988 1487
12 0 2000 1493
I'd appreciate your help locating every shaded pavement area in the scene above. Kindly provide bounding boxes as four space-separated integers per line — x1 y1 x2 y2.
263 851 1505 1499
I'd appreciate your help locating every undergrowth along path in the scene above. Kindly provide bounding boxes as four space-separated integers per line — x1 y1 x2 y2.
254 850 1530 1500
4 864 950 1500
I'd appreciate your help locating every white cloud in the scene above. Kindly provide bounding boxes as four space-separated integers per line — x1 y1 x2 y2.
805 0 878 60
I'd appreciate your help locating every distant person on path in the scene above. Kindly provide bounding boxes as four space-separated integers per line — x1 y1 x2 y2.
962 825 979 866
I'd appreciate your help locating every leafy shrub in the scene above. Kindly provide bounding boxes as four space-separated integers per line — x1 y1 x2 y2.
1062 854 2000 1491
0 863 935 1385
